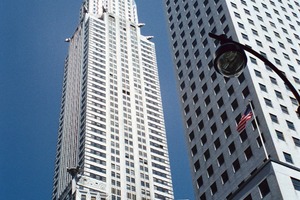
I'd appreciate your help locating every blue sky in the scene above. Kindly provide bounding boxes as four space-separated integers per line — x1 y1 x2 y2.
0 1 194 199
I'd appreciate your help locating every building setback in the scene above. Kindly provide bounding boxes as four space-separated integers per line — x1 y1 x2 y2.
164 0 300 199
52 0 173 199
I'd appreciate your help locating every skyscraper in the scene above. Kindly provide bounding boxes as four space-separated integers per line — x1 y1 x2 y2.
52 1 173 199
164 0 300 199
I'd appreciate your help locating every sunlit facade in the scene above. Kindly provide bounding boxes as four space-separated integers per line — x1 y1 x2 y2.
164 0 300 199
52 1 173 199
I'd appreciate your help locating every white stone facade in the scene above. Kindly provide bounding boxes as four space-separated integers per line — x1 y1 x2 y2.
52 1 174 199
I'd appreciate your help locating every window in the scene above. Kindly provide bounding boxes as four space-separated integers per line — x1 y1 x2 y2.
276 130 284 140
291 97 298 106
207 165 214 177
238 22 245 29
211 123 217 134
282 27 287 33
202 84 208 93
214 85 220 94
204 149 210 161
190 29 195 37
208 17 214 25
193 1 198 8
196 107 201 117
294 77 300 84
184 105 190 114
196 120 204 131
217 98 224 108
204 96 210 106
180 82 185 90
293 137 300 147
220 15 226 24
227 85 234 96
255 70 262 77
275 90 283 99
188 71 193 80
231 99 238 111
187 117 192 127
206 7 211 16
235 9 243 18
286 120 295 130
205 49 211 58
269 21 275 27
242 87 250 98
250 57 258 64
242 33 249 40
231 2 237 8
193 94 199 104
217 154 225 166
257 15 263 21
214 138 221 150
201 135 207 145
259 179 270 198
232 159 241 172
264 98 273 107
182 93 187 102
197 176 203 188
270 46 276 53
217 5 223 14
228 142 236 154
191 145 197 156
192 39 197 48
200 193 206 200
240 130 248 142
244 9 250 15
261 25 267 31
259 83 267 92
197 61 203 70
224 126 232 138
210 182 217 195
186 60 191 68
244 146 253 160
278 42 285 49
270 77 277 85
265 35 272 42
274 31 280 38
189 131 195 141
248 18 254 25
221 171 229 184
283 152 293 164
243 194 252 200
270 114 278 123
221 111 228 123
287 37 293 44
190 82 196 91
291 177 300 191
194 160 200 171
280 105 289 114
291 48 298 55
238 73 245 83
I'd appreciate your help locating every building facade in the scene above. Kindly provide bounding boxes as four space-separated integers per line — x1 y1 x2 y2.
52 0 174 199
164 0 300 199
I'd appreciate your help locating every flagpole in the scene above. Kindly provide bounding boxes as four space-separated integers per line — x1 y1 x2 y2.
248 100 269 160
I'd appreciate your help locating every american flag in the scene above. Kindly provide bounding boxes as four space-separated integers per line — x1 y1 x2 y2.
237 104 253 132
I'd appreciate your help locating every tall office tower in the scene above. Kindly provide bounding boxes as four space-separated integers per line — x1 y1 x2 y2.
52 1 174 199
164 0 300 199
